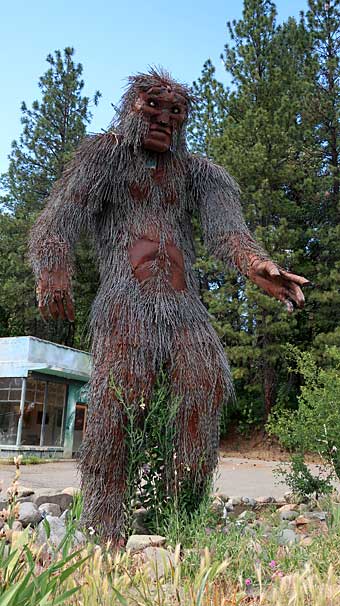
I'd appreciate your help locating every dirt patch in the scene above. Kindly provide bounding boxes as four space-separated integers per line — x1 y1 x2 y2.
220 427 321 463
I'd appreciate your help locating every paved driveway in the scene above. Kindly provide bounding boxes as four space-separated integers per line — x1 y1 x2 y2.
0 457 295 498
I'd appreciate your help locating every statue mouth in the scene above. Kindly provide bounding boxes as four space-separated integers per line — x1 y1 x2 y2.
149 125 171 136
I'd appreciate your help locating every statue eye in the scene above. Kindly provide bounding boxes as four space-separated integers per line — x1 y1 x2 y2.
172 107 180 114
148 99 157 107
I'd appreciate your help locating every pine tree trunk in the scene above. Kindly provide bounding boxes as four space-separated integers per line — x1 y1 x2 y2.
263 365 276 418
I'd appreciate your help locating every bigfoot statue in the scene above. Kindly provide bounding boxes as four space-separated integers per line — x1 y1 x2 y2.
29 68 308 541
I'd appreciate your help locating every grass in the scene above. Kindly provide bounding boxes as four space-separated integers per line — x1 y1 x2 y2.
2 490 340 604
2 514 340 605
2 457 340 604
0 456 52 465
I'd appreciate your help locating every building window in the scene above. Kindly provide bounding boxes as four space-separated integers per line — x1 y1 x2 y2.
19 378 67 447
0 378 22 445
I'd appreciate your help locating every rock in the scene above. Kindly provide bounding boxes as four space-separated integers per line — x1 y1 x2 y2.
126 534 166 553
305 511 326 522
238 510 256 521
17 496 34 504
241 497 257 508
299 503 309 513
210 497 228 517
143 546 175 579
132 508 150 534
62 487 79 497
38 503 62 517
36 515 85 551
257 496 275 504
213 492 230 503
227 496 242 506
278 528 299 545
0 518 5 530
17 486 35 499
278 504 298 513
300 536 313 547
295 515 313 526
0 499 8 510
18 502 42 527
284 491 294 503
280 510 299 521
213 492 228 502
33 490 73 512
60 509 69 522
12 521 23 532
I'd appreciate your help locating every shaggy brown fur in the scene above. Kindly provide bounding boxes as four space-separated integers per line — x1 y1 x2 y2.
29 68 268 542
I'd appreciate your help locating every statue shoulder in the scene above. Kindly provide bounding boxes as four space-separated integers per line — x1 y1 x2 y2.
58 131 121 212
72 131 121 165
186 154 240 200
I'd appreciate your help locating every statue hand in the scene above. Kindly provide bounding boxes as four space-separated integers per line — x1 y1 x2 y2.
36 268 75 322
248 259 310 313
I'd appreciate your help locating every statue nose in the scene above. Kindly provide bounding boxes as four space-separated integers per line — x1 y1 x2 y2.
158 111 170 126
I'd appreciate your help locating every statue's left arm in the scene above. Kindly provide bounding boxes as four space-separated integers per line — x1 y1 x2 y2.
197 162 309 312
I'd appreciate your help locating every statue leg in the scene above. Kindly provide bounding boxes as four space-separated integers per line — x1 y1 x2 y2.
169 321 232 511
80 327 154 543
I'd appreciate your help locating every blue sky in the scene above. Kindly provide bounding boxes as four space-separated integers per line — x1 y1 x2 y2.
0 0 308 173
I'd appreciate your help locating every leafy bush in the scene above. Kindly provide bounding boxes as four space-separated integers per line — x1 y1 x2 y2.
267 346 340 480
274 454 333 501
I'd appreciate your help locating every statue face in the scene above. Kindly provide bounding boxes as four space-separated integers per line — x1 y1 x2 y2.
134 86 188 152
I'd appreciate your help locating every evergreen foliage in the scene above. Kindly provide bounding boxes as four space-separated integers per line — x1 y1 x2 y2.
0 47 100 347
190 0 340 425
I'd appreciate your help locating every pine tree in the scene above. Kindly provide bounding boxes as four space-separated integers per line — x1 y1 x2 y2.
188 60 227 156
192 1 312 419
301 0 340 357
0 47 100 346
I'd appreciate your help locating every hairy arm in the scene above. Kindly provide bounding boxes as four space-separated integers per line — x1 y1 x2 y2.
29 132 117 321
197 160 309 311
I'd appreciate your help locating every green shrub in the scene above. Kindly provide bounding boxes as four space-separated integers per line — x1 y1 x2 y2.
274 454 333 501
267 346 340 480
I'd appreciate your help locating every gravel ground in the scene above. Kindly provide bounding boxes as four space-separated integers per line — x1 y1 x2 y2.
0 457 297 497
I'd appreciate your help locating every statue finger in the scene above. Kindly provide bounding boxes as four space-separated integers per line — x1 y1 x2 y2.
279 269 310 286
252 260 280 277
284 282 305 308
264 261 281 277
48 300 60 320
63 292 75 322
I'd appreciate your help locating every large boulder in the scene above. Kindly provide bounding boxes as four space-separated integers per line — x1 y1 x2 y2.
143 546 175 579
278 528 299 545
32 489 73 512
18 502 42 527
38 503 62 517
17 486 35 499
126 534 166 553
62 487 80 497
36 515 85 551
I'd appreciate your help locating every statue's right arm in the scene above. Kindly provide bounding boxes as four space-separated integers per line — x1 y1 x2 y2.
29 132 118 321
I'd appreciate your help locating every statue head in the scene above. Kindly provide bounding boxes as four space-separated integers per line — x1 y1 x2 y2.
115 68 193 153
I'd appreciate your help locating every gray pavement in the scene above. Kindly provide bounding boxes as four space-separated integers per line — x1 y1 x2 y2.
0 457 295 498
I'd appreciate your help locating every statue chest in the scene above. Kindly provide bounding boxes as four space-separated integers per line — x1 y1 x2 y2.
128 236 186 292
